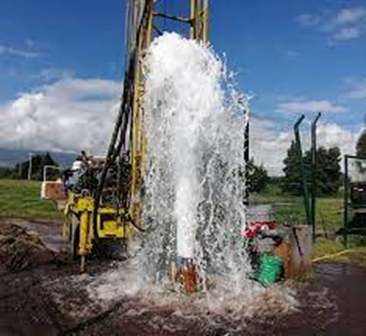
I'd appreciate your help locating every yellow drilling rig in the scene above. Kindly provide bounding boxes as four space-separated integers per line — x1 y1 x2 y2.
42 0 210 273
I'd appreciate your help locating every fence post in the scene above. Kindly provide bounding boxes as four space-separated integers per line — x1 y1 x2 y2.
344 155 349 247
311 112 321 241
294 115 311 226
243 109 250 207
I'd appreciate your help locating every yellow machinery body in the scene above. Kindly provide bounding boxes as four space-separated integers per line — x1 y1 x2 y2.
62 193 131 272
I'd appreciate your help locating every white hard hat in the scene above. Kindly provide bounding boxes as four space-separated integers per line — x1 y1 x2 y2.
71 161 82 171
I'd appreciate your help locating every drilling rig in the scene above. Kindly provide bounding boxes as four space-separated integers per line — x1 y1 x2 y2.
42 0 210 274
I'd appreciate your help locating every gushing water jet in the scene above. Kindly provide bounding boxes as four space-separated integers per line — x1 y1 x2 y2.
141 32 251 294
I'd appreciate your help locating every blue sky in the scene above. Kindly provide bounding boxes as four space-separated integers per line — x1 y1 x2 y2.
1 0 366 174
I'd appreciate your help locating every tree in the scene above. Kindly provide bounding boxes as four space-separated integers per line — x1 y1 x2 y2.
0 166 17 179
356 130 366 158
282 142 342 196
0 152 59 181
247 158 269 193
309 146 342 195
282 141 303 195
17 152 58 180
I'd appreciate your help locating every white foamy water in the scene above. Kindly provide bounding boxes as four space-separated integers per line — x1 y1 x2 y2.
140 32 251 291
83 33 298 328
144 32 225 260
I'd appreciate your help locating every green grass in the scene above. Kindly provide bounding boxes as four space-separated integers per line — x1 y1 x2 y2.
251 185 343 233
313 237 345 258
0 179 62 220
313 237 366 267
251 185 366 267
0 179 345 229
1 179 366 267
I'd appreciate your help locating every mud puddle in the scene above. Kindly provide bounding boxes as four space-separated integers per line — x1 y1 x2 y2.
1 221 366 335
1 260 365 335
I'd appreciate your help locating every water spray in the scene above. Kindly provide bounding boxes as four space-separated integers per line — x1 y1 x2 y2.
141 32 251 294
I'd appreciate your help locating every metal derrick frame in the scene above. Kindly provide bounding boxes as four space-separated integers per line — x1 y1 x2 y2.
96 0 210 231
130 0 210 226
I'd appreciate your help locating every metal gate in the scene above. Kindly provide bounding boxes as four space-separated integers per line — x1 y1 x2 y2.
340 155 366 244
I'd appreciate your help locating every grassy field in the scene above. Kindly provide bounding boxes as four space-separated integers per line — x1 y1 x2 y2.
0 179 62 220
1 178 365 264
313 237 366 267
0 179 346 229
251 185 343 234
251 186 366 264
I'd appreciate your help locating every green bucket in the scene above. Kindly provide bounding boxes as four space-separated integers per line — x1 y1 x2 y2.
257 254 283 285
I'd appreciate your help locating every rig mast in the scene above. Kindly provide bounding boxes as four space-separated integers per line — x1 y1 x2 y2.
97 0 210 227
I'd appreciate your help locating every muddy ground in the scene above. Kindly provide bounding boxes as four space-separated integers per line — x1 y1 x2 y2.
0 220 366 336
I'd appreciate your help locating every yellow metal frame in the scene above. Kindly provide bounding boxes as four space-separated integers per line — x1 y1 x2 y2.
129 0 209 228
63 193 130 272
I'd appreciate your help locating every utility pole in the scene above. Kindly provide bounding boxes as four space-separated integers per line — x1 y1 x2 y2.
28 153 33 180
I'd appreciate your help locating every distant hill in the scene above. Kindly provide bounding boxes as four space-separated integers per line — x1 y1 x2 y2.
0 148 76 168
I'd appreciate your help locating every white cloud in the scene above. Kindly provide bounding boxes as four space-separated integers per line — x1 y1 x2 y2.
332 7 366 26
276 100 347 113
251 117 360 176
296 14 321 27
0 77 121 154
285 50 300 58
317 124 358 149
250 117 293 175
345 78 366 100
0 44 39 58
0 77 359 176
333 26 363 40
32 68 74 81
297 7 366 42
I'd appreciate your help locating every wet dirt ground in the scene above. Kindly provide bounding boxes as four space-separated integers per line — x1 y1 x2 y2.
1 220 366 336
